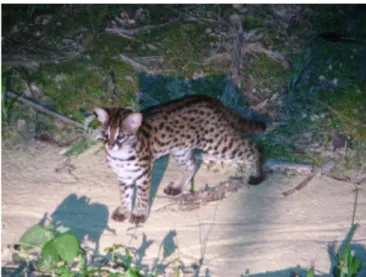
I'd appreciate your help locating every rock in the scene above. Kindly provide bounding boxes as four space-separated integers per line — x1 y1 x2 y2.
16 119 27 133
147 44 157 51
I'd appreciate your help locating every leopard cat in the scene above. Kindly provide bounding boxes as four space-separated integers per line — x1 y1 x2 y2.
94 94 266 225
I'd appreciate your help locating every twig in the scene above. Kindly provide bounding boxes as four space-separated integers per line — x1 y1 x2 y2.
351 185 358 226
2 51 81 68
119 54 149 72
105 18 180 37
282 173 316 197
7 91 86 129
104 28 143 43
282 159 337 197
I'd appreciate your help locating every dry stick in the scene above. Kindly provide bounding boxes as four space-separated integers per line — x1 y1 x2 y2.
119 54 150 72
105 18 181 37
104 28 143 43
282 173 316 197
282 159 338 197
351 185 359 226
7 91 86 129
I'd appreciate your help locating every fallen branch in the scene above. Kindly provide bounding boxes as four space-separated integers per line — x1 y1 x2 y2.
282 159 338 197
104 28 143 43
264 159 314 175
7 91 86 129
2 51 81 69
155 178 246 212
119 54 150 72
106 18 180 37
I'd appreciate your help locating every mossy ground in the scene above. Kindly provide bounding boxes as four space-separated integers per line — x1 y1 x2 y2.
2 4 366 171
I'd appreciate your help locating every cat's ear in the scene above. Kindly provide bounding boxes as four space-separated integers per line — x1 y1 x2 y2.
94 107 110 125
122 112 143 133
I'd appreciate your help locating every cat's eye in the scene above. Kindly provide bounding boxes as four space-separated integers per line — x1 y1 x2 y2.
116 134 123 140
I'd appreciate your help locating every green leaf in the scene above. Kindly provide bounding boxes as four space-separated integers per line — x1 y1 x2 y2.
126 267 142 277
107 273 123 277
55 265 73 277
78 252 85 273
333 267 341 277
64 139 97 157
125 248 132 268
38 240 58 271
350 257 362 275
54 233 80 264
305 267 315 277
19 224 54 250
73 112 85 121
91 86 102 94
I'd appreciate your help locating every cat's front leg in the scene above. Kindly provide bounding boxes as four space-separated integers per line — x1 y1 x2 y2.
130 168 152 225
111 180 134 222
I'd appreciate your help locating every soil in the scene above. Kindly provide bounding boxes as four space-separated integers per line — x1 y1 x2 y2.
2 141 366 276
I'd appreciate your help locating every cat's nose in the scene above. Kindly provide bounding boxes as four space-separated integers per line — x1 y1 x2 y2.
107 143 114 150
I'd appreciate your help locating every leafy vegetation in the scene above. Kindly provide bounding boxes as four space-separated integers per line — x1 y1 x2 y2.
15 223 145 277
1 77 19 127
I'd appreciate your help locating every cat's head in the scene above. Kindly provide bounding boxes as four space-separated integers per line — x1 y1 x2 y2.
94 107 142 151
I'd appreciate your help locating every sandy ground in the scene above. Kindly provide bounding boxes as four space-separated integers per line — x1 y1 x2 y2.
2 141 366 277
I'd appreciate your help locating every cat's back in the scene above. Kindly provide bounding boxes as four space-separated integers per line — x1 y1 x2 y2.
143 94 224 124
142 95 266 136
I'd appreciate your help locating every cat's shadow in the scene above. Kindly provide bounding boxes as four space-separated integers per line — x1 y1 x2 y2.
50 193 115 254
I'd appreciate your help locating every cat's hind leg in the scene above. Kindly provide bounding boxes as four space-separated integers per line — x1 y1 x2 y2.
164 149 197 196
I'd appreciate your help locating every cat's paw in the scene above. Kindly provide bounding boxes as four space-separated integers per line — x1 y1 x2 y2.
111 207 129 222
163 183 182 196
129 212 148 225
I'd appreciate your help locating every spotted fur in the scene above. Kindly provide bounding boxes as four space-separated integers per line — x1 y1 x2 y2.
94 94 266 225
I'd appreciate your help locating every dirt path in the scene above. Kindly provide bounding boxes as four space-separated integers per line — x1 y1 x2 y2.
2 141 366 276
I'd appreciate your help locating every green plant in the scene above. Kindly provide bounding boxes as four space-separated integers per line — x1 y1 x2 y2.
104 244 144 277
17 224 83 276
305 266 315 277
332 185 362 277
2 77 19 126
287 43 316 96
63 139 97 157
15 223 146 276
333 225 362 277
